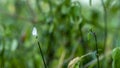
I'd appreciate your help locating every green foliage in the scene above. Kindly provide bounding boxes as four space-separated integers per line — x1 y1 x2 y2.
112 47 120 68
74 62 79 68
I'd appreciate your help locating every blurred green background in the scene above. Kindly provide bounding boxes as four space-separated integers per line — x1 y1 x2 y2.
0 0 120 68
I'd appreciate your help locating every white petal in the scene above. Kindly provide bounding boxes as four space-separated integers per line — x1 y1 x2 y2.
32 27 37 36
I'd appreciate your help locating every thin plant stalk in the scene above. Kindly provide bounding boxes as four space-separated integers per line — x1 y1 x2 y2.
32 27 47 68
89 0 92 6
2 46 4 68
101 0 107 54
1 47 4 68
101 0 107 67
36 36 47 68
90 29 100 68
0 39 5 68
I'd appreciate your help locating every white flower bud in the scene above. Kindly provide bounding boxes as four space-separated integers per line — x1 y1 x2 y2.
32 27 38 36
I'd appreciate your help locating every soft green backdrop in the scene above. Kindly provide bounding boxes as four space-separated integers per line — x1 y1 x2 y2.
0 0 120 68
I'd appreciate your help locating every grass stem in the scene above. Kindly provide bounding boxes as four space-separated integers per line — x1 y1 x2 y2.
90 29 100 68
101 0 107 54
36 36 47 68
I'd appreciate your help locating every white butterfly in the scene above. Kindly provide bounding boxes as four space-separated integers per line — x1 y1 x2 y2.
32 27 38 37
